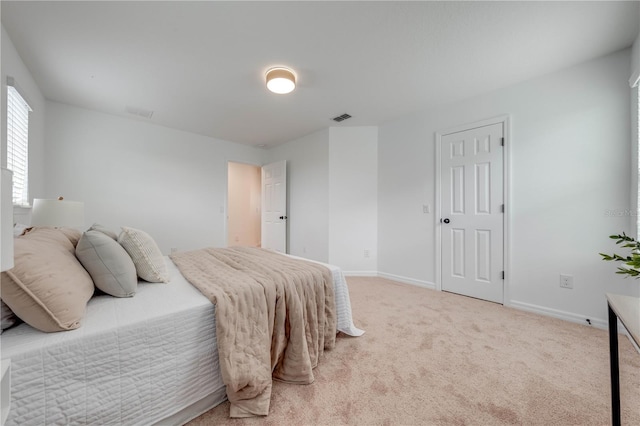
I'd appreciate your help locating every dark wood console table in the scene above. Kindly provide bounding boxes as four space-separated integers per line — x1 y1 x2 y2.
606 293 640 426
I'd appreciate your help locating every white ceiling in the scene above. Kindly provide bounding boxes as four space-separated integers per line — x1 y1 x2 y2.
2 1 638 147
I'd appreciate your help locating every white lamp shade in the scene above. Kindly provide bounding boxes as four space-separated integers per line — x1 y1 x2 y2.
266 67 296 94
1 168 14 271
31 198 85 229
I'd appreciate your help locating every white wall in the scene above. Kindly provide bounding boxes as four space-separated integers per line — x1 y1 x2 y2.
631 7 640 82
631 19 640 238
378 49 636 325
328 127 378 273
1 25 46 223
265 129 330 262
44 101 264 254
265 126 379 271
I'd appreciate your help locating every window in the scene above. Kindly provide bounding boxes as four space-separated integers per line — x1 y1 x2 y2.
6 82 31 207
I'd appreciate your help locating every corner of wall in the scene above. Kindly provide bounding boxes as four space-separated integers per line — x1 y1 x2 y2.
327 126 378 271
264 128 330 262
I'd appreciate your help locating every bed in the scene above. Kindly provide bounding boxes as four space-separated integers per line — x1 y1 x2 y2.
1 252 362 425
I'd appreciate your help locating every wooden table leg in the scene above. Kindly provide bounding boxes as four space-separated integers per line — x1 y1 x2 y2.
609 303 621 426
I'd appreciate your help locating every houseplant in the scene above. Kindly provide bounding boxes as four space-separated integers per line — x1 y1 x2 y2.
600 233 640 278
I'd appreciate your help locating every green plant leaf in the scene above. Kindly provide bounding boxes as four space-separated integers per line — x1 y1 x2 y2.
601 232 640 279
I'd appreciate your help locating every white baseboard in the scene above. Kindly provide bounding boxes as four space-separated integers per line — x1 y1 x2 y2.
343 271 378 277
490 301 640 353
376 272 436 290
509 299 607 329
342 272 638 352
509 301 640 354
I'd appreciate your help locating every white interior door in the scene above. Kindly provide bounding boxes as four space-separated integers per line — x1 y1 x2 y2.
261 160 287 253
441 123 504 303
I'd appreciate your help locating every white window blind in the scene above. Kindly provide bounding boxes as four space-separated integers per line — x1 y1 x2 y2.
7 84 31 207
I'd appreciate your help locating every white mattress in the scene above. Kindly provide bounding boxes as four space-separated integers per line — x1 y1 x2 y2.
0 254 363 425
1 258 222 426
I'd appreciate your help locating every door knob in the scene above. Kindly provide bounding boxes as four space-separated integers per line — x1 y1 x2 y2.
442 218 450 224
279 216 288 220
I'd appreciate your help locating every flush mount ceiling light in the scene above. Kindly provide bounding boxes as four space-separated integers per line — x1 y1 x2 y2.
265 67 296 94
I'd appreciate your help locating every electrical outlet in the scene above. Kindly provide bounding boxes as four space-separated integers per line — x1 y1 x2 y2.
364 249 370 258
170 247 178 254
560 274 573 289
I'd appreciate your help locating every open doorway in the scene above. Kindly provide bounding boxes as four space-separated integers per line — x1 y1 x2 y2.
227 162 261 247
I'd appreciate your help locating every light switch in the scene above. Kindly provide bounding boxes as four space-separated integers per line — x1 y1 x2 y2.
422 204 431 214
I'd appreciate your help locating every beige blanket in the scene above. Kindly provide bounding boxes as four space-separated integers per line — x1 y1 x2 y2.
169 247 336 418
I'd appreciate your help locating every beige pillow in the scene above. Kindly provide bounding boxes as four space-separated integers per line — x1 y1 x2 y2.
76 231 137 297
118 226 169 283
57 227 82 246
0 228 94 332
24 226 82 246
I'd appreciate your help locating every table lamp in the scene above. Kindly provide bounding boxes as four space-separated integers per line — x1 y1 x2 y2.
31 197 85 230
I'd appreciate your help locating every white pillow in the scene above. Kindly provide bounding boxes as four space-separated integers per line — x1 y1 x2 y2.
88 223 118 240
76 231 137 297
118 226 169 283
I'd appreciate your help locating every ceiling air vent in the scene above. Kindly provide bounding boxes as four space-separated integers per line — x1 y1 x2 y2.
332 113 352 122
126 106 154 119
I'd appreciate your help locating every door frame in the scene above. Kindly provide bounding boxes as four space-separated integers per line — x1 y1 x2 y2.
434 115 511 305
224 159 263 248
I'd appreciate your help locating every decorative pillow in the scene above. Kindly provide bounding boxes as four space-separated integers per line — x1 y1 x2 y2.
57 227 82 247
0 227 94 332
25 226 82 247
118 226 169 283
76 231 137 297
88 223 118 240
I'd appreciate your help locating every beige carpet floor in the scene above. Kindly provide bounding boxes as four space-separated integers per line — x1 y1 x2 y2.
187 277 640 425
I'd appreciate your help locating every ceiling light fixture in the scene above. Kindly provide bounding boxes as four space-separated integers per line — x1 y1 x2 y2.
265 67 296 94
